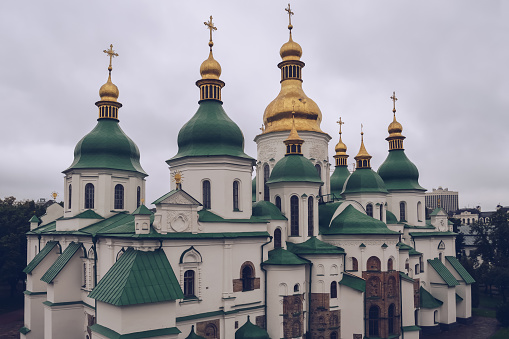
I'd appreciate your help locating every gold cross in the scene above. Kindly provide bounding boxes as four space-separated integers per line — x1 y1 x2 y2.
285 4 294 29
260 124 265 132
390 91 398 113
103 44 118 72
336 117 344 134
204 15 217 50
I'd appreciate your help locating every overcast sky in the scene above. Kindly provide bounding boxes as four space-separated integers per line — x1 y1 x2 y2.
1 1 507 211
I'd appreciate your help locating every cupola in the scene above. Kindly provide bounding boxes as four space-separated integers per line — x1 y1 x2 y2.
96 45 122 120
262 4 324 134
330 117 351 197
354 127 372 169
386 92 405 150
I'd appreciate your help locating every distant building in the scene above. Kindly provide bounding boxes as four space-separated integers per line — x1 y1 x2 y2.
425 187 458 213
452 208 479 226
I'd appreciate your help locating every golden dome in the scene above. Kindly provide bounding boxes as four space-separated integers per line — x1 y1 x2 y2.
99 73 119 102
335 137 347 154
280 35 302 61
200 51 221 80
388 114 403 135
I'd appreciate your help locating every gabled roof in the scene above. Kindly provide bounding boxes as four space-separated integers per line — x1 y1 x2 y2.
446 256 475 284
397 242 412 251
262 247 309 266
428 258 459 287
152 189 202 206
322 205 399 235
29 215 40 223
338 272 365 292
132 204 152 215
23 241 58 274
41 242 82 283
287 237 345 255
409 247 422 256
88 248 183 306
399 271 414 283
430 207 446 216
420 286 443 309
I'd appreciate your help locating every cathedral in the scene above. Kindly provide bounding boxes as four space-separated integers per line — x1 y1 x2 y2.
21 7 474 339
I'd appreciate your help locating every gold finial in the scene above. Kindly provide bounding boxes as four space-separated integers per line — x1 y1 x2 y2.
390 91 398 114
103 44 118 73
336 117 344 135
171 171 183 184
260 124 265 133
51 191 58 200
204 15 217 51
285 4 294 32
141 198 145 204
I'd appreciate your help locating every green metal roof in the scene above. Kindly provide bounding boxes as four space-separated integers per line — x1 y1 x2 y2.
377 149 425 191
185 326 205 339
266 154 322 184
330 166 351 197
27 221 57 235
385 210 400 224
402 325 421 332
409 248 422 256
59 209 104 220
29 215 40 223
235 316 270 339
410 231 456 237
430 207 446 216
23 241 59 274
168 100 254 162
428 258 459 286
262 247 310 266
318 201 342 229
404 222 435 229
420 286 443 309
90 323 180 339
198 209 267 223
132 204 152 215
399 271 414 282
341 168 388 195
41 242 83 283
252 201 287 220
88 248 183 306
338 273 365 292
64 119 146 176
397 242 413 251
322 205 400 235
287 237 345 255
445 256 476 284
152 189 202 206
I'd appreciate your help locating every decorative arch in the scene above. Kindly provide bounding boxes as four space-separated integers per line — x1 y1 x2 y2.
180 246 203 264
316 264 325 275
330 281 337 298
417 201 422 221
279 283 288 296
68 184 72 209
294 283 300 293
116 248 125 261
387 276 397 297
388 303 396 334
367 276 381 298
351 257 358 271
438 240 446 250
367 256 381 271
233 180 240 211
308 196 314 236
330 264 338 275
240 261 255 291
275 195 282 211
88 247 95 259
85 183 94 209
387 257 394 271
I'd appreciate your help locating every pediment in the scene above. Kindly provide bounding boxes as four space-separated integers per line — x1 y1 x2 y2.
154 189 202 206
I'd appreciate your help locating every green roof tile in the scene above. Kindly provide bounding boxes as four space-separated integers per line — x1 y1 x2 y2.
338 273 365 292
428 258 459 286
399 271 414 283
132 204 152 215
330 166 351 198
23 241 59 274
29 215 40 223
235 316 269 339
397 242 412 251
266 154 322 185
341 168 388 195
430 207 446 216
322 205 400 235
19 327 31 335
318 201 342 229
252 201 287 220
88 248 183 306
90 323 180 339
287 237 345 255
377 149 425 191
445 256 475 284
27 221 57 235
409 248 422 256
420 287 443 309
41 242 82 283
262 247 309 266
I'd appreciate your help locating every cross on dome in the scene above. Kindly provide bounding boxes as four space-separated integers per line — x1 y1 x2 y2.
103 44 118 72
336 117 344 135
390 91 398 114
285 3 294 31
204 15 217 50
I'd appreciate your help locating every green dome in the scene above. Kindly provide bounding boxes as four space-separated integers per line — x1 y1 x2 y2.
322 205 399 235
330 166 351 198
252 201 287 220
235 316 270 339
341 168 388 195
65 119 146 175
267 154 322 185
377 149 425 191
169 100 253 161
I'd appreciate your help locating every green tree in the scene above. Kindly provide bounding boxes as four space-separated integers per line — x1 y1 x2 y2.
0 197 45 296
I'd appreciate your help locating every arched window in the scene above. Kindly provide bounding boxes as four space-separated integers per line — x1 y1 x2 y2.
388 304 396 334
368 305 380 336
387 258 394 271
184 270 195 297
68 184 72 209
292 321 301 337
82 263 87 287
241 264 254 291
417 201 422 221
315 164 322 198
308 197 314 236
136 186 141 207
205 324 218 338
203 180 211 209
434 310 439 324
290 195 299 236
467 218 470 225
367 256 381 271
379 204 383 220
352 257 358 271
275 196 281 211
366 203 373 217
400 202 406 221
294 284 300 293
330 281 337 298
114 184 124 209
415 264 420 274
85 183 94 209
274 228 282 248
233 181 240 211
330 332 338 339
263 164 270 202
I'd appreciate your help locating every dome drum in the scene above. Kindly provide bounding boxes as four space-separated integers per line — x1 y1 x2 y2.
96 100 122 120
196 78 225 102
